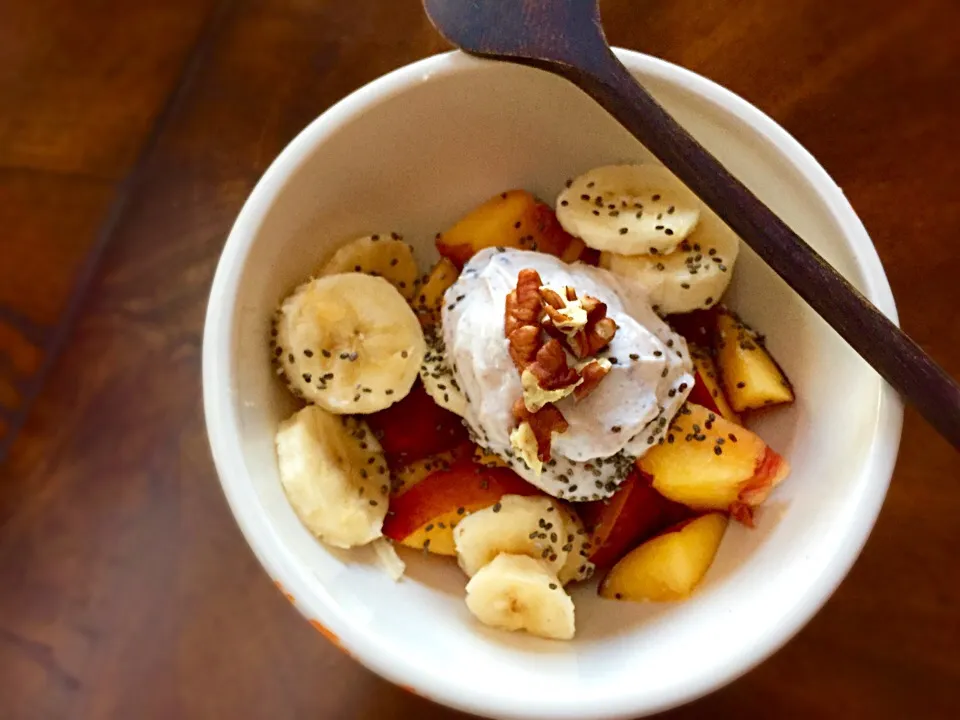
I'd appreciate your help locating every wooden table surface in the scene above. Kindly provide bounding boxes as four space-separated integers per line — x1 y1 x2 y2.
1 0 958 717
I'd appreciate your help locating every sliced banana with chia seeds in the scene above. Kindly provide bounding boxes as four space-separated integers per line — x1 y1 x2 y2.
465 553 575 640
556 164 701 255
419 326 468 417
321 233 419 300
275 405 390 548
273 273 425 413
453 495 569 577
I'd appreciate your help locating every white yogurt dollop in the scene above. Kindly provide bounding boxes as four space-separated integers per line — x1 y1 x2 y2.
441 248 693 499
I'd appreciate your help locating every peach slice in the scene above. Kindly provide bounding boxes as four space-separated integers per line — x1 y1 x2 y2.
599 513 728 601
413 257 459 326
638 403 790 514
390 445 473 497
382 460 541 555
472 445 511 469
688 345 740 424
367 381 470 464
715 308 794 412
579 470 690 568
436 190 584 267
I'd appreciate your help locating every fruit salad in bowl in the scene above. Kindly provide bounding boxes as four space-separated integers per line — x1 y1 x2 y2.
203 50 902 720
269 163 794 641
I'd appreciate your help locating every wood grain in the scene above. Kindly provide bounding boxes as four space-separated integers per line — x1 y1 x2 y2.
1 0 959 718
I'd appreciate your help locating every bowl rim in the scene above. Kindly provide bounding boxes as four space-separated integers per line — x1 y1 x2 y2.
202 49 904 719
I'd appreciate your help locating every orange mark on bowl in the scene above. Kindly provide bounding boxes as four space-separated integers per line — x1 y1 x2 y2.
309 619 343 649
273 579 296 605
398 684 420 697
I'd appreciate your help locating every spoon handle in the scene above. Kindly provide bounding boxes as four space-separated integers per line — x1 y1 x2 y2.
547 53 960 448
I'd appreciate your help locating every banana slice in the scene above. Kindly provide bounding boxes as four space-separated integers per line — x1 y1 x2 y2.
321 233 419 300
420 326 469 417
273 273 426 413
453 495 568 577
275 406 390 548
599 208 740 314
465 553 575 640
556 164 700 255
556 506 595 585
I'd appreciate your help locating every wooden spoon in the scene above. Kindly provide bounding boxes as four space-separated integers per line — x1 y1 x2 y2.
423 0 960 448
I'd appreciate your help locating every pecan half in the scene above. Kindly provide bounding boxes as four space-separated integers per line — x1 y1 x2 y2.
507 325 541 371
527 339 579 390
574 358 612 401
512 399 568 463
505 269 546 370
504 269 544 335
539 284 618 359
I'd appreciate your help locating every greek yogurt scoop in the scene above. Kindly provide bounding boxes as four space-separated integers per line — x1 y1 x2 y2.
440 248 694 500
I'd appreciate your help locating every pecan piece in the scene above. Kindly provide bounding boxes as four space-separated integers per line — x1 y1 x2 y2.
539 283 618 359
527 339 579 390
505 269 546 370
512 399 568 463
504 269 544 335
568 316 618 358
539 286 567 310
507 325 541 371
539 284 588 335
574 358 612 401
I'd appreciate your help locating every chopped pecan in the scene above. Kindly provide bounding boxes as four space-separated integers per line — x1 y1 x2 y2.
512 399 568 463
507 325 541 371
539 286 566 310
505 269 546 370
505 269 544 333
581 295 604 319
539 282 618 359
574 358 612 401
527 339 579 390
539 285 588 335
568 316 618 358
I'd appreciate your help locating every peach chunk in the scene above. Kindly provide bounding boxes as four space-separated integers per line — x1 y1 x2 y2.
688 345 740 424
715 308 794 412
413 257 459 326
599 513 728 602
637 403 790 513
383 459 541 556
390 445 472 497
436 190 584 267
578 470 690 568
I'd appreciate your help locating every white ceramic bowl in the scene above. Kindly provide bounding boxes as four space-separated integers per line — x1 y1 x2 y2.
203 50 903 720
